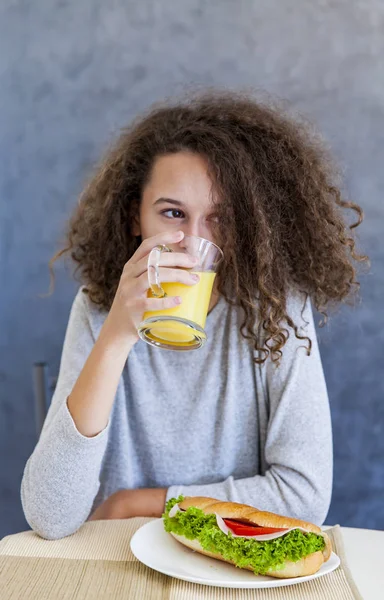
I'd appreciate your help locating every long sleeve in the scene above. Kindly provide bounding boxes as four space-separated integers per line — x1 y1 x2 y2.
21 289 110 539
167 293 333 526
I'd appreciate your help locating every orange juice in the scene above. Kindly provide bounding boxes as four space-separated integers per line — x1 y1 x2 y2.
142 271 216 345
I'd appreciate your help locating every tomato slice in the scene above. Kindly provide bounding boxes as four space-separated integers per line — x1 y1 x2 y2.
223 519 289 536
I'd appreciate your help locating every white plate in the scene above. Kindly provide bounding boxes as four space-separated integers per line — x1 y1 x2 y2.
130 519 340 589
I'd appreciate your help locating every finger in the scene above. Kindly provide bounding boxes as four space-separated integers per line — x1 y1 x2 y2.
133 251 198 278
136 269 199 294
157 268 200 285
131 230 185 263
143 296 182 312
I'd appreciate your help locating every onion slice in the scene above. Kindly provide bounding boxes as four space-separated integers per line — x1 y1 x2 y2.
169 503 181 518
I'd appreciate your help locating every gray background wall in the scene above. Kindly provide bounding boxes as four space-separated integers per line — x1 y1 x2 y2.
1 1 383 538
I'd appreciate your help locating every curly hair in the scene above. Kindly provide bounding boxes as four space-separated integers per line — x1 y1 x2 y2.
51 90 368 363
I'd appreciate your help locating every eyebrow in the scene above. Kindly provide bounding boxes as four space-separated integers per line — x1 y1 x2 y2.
153 197 184 207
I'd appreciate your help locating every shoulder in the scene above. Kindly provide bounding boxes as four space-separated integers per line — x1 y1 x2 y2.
227 289 313 332
69 286 108 339
285 289 314 329
278 290 319 362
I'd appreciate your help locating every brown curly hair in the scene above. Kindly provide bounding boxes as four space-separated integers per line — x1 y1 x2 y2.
52 90 367 363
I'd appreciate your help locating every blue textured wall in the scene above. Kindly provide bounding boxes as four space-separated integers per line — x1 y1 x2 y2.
1 1 383 537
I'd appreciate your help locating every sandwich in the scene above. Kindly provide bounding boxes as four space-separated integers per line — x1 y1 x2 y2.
163 496 332 578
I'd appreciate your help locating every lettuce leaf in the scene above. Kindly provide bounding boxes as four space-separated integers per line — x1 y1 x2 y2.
163 496 325 575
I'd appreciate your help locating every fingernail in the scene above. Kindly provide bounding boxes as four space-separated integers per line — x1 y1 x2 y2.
174 296 182 304
191 274 200 281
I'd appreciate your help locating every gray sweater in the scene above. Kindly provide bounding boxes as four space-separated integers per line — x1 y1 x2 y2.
21 288 333 539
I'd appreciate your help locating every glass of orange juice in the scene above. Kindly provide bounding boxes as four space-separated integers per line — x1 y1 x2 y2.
138 235 223 350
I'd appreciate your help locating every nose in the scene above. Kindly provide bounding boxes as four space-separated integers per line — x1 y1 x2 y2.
180 218 204 239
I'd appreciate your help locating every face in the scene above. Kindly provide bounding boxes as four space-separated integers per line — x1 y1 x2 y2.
134 152 219 243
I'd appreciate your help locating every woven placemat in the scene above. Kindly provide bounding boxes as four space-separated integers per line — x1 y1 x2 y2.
0 519 363 599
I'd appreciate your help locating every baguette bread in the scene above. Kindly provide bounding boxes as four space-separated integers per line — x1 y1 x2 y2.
170 496 331 578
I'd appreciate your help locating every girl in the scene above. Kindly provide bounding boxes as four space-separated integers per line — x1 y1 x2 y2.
21 91 365 539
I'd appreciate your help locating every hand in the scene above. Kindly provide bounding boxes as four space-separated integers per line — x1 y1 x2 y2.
104 230 199 341
88 488 168 521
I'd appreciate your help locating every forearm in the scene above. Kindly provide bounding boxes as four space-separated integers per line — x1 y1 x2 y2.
60 230 193 438
89 487 168 521
67 315 137 437
167 463 332 526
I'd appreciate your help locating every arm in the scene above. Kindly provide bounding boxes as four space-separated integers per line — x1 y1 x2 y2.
166 293 333 525
21 290 134 540
21 230 197 539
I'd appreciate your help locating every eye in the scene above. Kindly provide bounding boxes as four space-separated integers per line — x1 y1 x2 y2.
161 209 185 219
